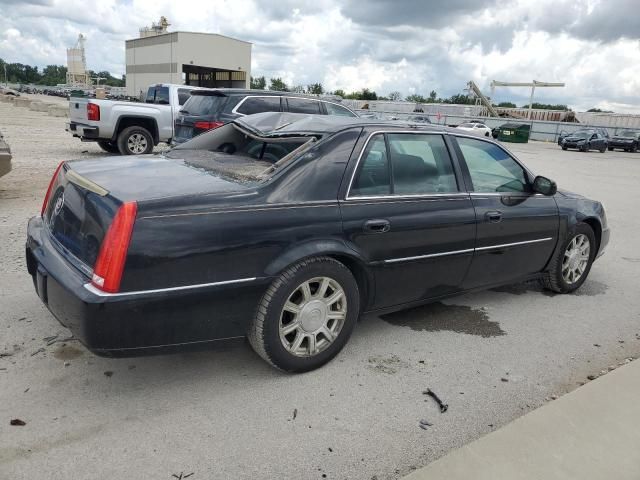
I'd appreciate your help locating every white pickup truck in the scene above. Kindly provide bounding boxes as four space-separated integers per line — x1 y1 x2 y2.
66 84 209 155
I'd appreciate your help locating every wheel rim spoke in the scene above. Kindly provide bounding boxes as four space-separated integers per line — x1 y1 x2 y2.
279 276 347 358
562 233 590 285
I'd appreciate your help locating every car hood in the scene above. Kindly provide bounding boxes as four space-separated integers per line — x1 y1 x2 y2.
564 136 588 141
556 188 585 199
67 152 253 203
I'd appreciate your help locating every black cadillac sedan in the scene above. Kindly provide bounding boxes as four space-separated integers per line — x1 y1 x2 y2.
26 113 610 372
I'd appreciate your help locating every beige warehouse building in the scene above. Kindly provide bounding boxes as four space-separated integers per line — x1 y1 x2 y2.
125 24 251 97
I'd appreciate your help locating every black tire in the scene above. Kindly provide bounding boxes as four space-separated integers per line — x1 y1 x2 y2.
562 145 568 150
632 145 638 153
248 257 360 372
97 141 120 154
542 223 596 294
485 132 490 137
116 126 154 155
599 145 606 153
608 146 613 151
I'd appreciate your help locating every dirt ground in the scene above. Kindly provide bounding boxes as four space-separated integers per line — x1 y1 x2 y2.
1 97 639 480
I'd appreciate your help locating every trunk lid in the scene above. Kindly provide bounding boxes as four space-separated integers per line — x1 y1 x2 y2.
43 154 253 270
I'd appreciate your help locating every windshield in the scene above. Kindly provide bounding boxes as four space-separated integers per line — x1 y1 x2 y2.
571 132 591 139
182 94 228 115
459 123 475 128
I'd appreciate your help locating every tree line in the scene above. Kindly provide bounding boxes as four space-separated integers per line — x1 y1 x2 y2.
250 76 572 110
0 58 125 87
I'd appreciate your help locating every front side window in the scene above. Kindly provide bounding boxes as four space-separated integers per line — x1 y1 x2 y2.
457 136 530 193
236 97 282 115
287 98 321 114
324 102 356 117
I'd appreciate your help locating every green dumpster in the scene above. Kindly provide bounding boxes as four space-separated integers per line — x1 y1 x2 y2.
497 123 530 143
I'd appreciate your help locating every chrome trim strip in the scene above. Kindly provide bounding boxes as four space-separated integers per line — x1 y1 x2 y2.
139 201 338 220
475 237 553 251
344 130 455 201
384 248 474 264
382 237 553 264
83 277 258 297
345 192 469 201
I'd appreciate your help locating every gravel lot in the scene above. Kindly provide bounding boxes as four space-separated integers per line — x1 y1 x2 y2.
1 97 639 480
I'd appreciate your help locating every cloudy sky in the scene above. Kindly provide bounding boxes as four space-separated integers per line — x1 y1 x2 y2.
1 0 639 112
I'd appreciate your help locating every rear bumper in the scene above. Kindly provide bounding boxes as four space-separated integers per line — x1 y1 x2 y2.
26 216 268 357
66 122 99 141
608 141 635 149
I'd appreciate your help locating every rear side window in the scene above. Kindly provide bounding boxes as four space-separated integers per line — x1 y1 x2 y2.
350 135 389 197
236 97 282 115
182 95 228 115
457 136 530 193
324 102 357 117
177 88 191 106
287 98 321 114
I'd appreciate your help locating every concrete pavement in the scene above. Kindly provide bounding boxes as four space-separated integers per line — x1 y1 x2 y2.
404 359 640 480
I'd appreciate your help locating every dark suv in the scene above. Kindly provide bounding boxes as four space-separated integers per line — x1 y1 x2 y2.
608 129 640 152
174 89 358 143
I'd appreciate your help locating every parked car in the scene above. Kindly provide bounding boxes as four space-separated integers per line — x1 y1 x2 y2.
0 131 11 178
27 113 609 372
560 131 608 152
608 129 640 152
558 128 609 146
456 122 492 137
173 89 358 143
67 83 212 155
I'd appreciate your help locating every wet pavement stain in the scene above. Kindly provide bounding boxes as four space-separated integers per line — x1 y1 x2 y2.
381 302 505 338
53 345 84 361
492 279 608 297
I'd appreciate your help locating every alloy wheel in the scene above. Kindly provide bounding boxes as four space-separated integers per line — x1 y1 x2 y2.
279 276 347 357
562 234 590 284
127 133 148 154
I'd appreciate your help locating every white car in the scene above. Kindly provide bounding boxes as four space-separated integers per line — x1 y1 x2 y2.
456 122 492 137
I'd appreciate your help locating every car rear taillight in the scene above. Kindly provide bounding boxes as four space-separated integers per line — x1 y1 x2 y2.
41 161 65 217
91 201 137 293
87 103 100 121
194 121 224 131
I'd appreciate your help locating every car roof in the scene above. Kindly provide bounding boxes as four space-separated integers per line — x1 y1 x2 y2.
234 112 450 136
190 89 341 100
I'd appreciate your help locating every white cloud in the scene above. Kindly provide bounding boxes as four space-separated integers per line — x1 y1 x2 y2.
0 0 638 112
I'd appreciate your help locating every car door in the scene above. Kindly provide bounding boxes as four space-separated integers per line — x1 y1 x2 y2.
452 135 559 289
340 130 476 309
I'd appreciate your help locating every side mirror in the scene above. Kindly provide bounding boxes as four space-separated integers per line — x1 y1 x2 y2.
533 176 557 196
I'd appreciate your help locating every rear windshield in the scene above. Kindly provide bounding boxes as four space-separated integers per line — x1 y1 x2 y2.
169 123 317 182
182 94 228 115
43 168 119 270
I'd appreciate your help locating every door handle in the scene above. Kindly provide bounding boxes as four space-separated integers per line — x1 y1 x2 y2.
363 219 390 234
485 211 502 223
